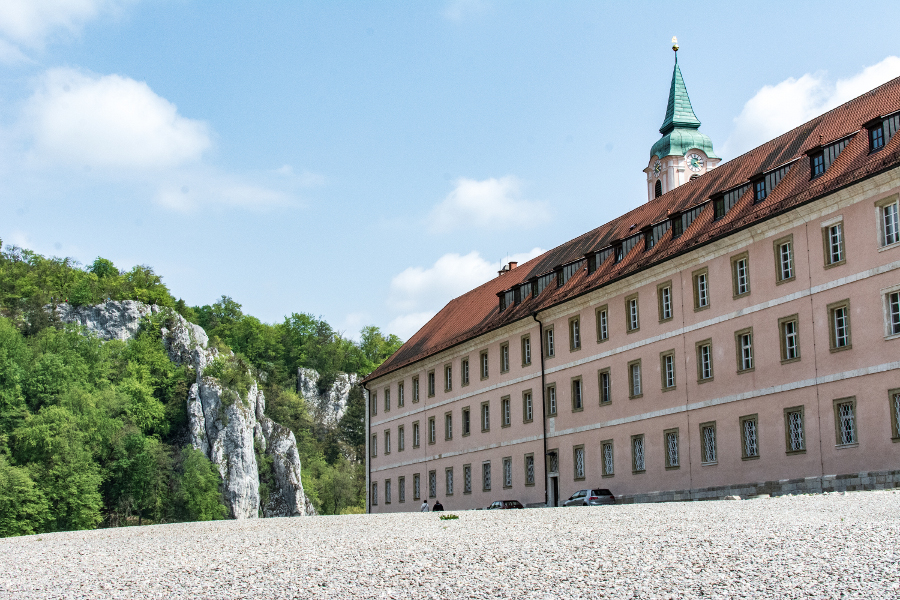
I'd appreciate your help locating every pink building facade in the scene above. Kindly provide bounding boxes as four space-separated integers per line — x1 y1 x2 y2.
363 65 900 512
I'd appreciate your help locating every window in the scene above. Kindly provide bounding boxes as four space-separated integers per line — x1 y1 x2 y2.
384 388 390 412
427 370 435 397
524 453 535 486
779 315 800 363
870 123 885 151
654 179 662 198
398 382 405 407
412 421 420 448
501 396 511 427
429 470 437 498
370 390 377 417
754 179 767 202
445 468 454 496
413 473 421 500
833 397 857 446
398 426 405 452
657 282 673 322
398 476 406 503
598 368 611 405
664 429 679 469
503 457 513 488
822 221 846 268
462 407 471 436
573 445 585 480
774 235 795 284
501 343 510 372
481 401 490 431
625 294 640 332
523 391 534 423
601 440 614 477
784 406 806 454
714 184 750 220
692 268 709 311
631 435 645 473
660 350 676 391
461 358 469 386
887 290 900 337
571 378 583 411
384 430 391 455
482 462 491 492
827 300 852 351
444 364 452 392
877 195 900 247
463 464 472 494
371 434 377 457
735 327 754 373
696 339 714 382
545 384 557 416
521 335 532 366
811 152 825 178
740 415 760 460
889 389 900 441
547 450 559 474
428 417 436 444
700 422 717 464
545 327 555 357
569 317 581 351
371 482 378 506
731 253 750 298
412 376 420 403
480 351 489 379
596 305 609 342
444 412 452 440
628 359 642 398
385 479 391 504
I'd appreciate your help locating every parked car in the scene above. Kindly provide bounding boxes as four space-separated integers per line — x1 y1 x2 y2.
486 500 525 509
562 489 615 507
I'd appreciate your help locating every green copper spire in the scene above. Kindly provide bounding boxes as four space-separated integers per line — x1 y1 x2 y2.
659 55 701 135
650 46 718 160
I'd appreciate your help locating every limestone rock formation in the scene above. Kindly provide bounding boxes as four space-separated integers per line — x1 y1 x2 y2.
57 300 315 519
297 367 357 425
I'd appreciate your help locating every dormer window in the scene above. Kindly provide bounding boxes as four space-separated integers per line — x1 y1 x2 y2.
558 260 583 288
811 152 825 178
868 112 899 153
753 162 793 202
646 221 670 250
754 179 767 202
810 135 852 180
713 184 750 220
535 272 554 296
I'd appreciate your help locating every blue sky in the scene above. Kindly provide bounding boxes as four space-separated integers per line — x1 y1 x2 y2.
2 1 899 340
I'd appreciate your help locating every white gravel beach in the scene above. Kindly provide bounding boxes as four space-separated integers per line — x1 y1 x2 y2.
2 490 898 600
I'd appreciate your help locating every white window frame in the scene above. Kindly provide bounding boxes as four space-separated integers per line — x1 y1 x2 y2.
546 385 557 416
545 328 555 357
883 284 900 339
877 196 900 248
597 306 609 342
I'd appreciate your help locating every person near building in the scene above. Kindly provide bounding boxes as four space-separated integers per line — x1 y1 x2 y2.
420 500 429 512
432 500 444 511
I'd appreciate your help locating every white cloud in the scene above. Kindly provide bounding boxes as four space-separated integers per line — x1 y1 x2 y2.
25 68 211 170
154 171 293 213
0 38 31 64
388 246 544 314
387 312 436 341
0 0 133 49
429 176 550 232
722 56 900 158
272 165 327 187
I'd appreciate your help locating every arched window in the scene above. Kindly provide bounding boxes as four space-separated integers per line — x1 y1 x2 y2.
654 180 662 198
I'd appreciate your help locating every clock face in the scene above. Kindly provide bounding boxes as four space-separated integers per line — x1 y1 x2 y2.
653 161 661 176
687 153 704 172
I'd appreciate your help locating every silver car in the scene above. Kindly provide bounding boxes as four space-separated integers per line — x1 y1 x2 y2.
562 488 615 506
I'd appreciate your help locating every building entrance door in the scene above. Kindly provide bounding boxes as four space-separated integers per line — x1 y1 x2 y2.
548 476 559 507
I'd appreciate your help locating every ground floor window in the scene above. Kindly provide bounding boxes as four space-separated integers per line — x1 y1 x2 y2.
429 470 437 498
413 473 420 500
701 422 717 465
398 476 406 503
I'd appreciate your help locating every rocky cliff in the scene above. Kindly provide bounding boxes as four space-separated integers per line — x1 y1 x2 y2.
296 368 357 425
57 300 315 519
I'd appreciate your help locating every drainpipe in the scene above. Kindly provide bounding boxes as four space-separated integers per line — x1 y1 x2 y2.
532 312 549 507
361 380 370 514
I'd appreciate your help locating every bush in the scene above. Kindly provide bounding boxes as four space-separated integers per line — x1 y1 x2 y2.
339 505 365 515
178 447 226 521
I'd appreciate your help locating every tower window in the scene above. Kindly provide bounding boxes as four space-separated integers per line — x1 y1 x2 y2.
654 179 662 198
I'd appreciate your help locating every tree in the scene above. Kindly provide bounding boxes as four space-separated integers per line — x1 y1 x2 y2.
338 385 365 461
178 447 226 521
0 454 49 536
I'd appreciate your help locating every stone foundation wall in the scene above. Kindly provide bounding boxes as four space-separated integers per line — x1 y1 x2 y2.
615 469 900 504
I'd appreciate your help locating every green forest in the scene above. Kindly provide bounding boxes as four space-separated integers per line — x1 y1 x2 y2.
0 241 402 537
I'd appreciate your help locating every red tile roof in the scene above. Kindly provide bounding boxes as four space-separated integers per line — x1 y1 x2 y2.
364 76 900 384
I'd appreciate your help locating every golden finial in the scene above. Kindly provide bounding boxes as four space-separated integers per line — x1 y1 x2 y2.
672 36 679 52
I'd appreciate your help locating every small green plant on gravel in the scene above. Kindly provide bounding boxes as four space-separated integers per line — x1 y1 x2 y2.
439 514 459 520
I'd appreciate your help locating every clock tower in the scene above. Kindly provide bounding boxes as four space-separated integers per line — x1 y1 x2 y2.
644 38 720 202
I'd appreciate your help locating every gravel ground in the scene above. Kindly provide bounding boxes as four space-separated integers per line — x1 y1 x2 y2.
1 490 899 600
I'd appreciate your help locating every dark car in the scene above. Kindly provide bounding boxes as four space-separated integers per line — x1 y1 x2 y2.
486 500 525 509
562 489 615 507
